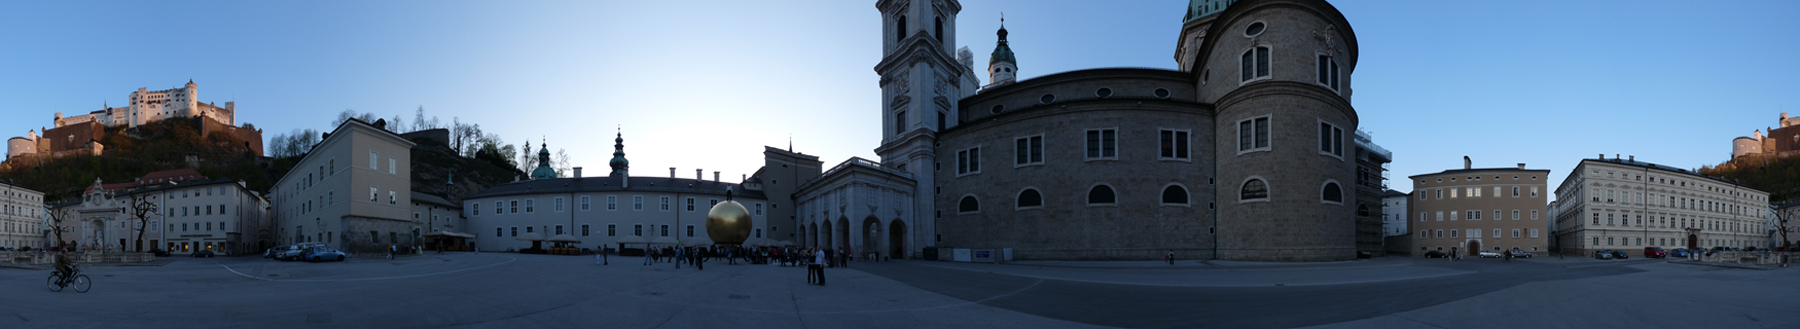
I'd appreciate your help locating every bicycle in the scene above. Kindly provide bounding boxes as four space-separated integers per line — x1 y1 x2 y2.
47 264 91 293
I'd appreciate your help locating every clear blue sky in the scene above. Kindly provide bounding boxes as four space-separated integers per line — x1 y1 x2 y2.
3 1 1796 201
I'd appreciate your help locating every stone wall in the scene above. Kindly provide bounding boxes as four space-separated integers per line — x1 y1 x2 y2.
338 216 420 255
199 116 264 156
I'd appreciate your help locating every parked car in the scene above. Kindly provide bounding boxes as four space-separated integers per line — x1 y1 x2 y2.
303 246 347 262
1424 250 1447 258
1478 250 1501 258
277 243 321 261
1608 250 1629 259
1509 248 1532 258
264 246 286 259
1643 247 1667 258
1594 250 1614 260
192 250 215 258
1669 249 1690 258
149 248 171 257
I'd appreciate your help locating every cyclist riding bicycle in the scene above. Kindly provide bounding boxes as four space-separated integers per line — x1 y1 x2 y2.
54 250 76 279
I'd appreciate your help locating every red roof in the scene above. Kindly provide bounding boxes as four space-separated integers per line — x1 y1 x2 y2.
84 168 210 194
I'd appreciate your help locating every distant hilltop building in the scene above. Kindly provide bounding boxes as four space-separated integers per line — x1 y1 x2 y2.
1731 112 1800 160
6 80 262 163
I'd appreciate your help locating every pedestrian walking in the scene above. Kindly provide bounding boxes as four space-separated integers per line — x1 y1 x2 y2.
1166 250 1175 265
388 244 396 260
643 248 653 265
812 248 827 285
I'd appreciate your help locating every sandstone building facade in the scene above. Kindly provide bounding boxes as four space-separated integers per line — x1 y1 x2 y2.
1409 160 1550 256
270 119 416 254
1 180 46 249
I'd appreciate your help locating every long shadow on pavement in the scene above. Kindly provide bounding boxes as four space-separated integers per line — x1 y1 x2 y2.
856 260 1644 329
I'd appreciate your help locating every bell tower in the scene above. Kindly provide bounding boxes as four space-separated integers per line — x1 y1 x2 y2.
873 0 963 253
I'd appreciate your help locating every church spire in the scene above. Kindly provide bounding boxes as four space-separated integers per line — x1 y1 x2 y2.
609 128 630 177
987 15 1018 87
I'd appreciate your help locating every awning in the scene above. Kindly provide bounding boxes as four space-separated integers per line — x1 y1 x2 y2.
423 231 475 238
615 235 648 245
547 234 580 243
649 237 679 245
515 232 546 241
777 240 795 247
682 237 713 247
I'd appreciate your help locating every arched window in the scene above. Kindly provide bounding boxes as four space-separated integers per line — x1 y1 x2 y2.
1162 185 1189 205
897 16 907 42
958 195 978 213
1241 179 1268 201
1016 189 1042 208
934 17 944 43
1088 185 1116 205
1357 205 1370 217
1322 182 1343 203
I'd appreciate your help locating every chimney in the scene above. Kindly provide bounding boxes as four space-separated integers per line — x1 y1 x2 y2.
1628 155 1634 162
573 167 582 178
1598 153 1604 160
1463 156 1471 170
670 167 677 178
714 171 720 182
696 169 703 181
742 174 747 182
1517 163 1525 170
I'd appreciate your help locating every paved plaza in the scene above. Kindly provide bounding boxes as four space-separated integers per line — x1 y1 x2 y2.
0 253 1796 328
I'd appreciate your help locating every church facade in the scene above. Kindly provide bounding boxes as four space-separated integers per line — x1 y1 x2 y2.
795 0 1364 261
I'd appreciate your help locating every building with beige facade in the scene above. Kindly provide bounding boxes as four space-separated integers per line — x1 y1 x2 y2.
1 180 47 249
56 169 269 255
1551 155 1770 256
1409 159 1550 257
271 118 417 254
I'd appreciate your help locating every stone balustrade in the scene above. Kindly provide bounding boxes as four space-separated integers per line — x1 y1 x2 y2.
2 251 157 265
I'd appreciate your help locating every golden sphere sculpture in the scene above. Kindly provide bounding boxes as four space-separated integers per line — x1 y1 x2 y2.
706 200 752 246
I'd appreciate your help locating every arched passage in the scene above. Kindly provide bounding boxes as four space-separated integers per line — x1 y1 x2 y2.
820 221 833 249
1467 240 1481 256
836 217 851 254
861 216 881 259
888 219 907 259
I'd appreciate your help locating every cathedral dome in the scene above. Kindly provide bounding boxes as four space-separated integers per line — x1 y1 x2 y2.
608 131 629 177
989 25 1015 65
530 143 557 180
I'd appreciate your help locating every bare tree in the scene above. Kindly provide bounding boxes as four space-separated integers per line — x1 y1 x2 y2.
389 115 405 133
414 106 429 133
1776 204 1795 249
267 132 289 158
516 142 539 174
128 189 161 252
332 109 377 128
45 206 73 249
555 148 572 177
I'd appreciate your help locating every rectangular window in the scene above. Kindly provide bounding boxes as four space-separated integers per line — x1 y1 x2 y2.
1316 55 1339 90
1530 229 1539 238
496 227 502 237
710 199 719 207
1436 211 1443 221
389 158 397 175
554 225 564 235
1419 230 1427 239
1512 187 1520 197
633 195 644 211
608 224 616 237
754 203 764 216
370 186 379 202
1531 210 1538 220
660 225 669 237
1317 122 1343 157
581 196 591 211
607 195 618 211
1435 229 1443 238
1451 188 1459 198
1451 212 1459 221
686 197 696 212
1159 129 1190 160
1237 116 1270 152
1512 210 1520 220
686 225 695 237
1241 46 1270 81
389 190 397 204
370 151 379 169
1015 135 1044 165
895 110 906 134
1084 129 1117 160
957 147 982 175
634 224 642 236
660 196 671 211
1418 212 1425 222
509 200 518 213
524 199 533 213
1467 210 1480 220
1470 187 1481 198
1450 229 1458 238
1512 229 1520 238
1492 229 1500 239
554 197 566 212
510 227 518 237
1495 210 1501 222
1469 229 1480 238
581 224 590 236
1531 186 1539 197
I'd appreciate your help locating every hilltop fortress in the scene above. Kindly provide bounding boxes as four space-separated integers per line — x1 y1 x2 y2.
6 80 262 164
1731 112 1800 160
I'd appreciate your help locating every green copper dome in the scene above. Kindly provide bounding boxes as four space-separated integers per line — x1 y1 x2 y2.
989 24 1015 65
530 142 557 180
1185 0 1238 22
608 131 629 177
